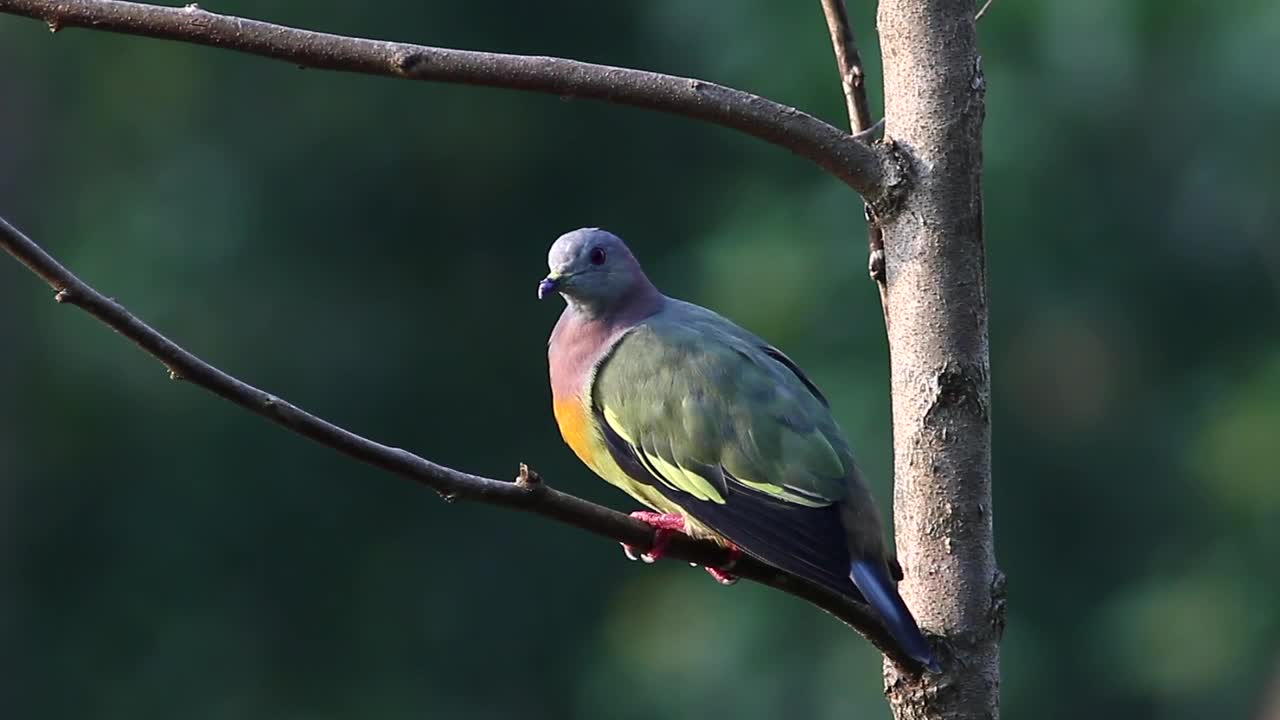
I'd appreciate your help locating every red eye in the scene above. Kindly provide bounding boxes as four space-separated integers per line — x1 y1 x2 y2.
589 247 607 265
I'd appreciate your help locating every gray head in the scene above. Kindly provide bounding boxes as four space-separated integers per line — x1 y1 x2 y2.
538 228 658 315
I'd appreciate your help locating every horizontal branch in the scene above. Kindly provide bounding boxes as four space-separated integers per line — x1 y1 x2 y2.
0 213 918 669
0 0 887 199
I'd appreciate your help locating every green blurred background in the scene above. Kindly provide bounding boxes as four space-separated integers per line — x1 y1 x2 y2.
2 1 1277 718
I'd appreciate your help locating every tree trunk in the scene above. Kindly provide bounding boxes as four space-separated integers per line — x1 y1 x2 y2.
876 1 1001 718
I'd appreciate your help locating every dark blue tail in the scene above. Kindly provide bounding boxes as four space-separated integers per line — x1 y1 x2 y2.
850 560 940 672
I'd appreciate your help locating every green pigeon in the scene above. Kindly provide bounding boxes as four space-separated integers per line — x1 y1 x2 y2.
540 228 937 671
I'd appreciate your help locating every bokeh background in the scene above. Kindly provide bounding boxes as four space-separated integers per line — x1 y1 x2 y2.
2 1 1277 718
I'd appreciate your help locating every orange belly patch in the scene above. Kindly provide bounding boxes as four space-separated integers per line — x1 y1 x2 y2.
553 397 599 469
552 395 727 544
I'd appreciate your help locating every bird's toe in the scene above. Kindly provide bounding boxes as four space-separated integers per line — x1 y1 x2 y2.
639 528 674 563
628 511 687 532
704 567 739 585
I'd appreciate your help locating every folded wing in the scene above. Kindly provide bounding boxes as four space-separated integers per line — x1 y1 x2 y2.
592 306 862 598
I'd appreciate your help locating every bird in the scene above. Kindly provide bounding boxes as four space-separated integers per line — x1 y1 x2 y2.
540 227 938 672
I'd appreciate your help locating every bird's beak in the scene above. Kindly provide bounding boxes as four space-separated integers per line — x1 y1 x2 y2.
537 275 559 300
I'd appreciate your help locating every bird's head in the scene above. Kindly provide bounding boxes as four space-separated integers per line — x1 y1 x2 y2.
538 228 655 315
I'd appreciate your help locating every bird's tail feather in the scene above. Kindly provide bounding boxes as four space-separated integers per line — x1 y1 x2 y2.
849 560 940 672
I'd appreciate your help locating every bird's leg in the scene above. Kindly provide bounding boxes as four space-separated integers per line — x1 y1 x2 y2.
621 512 740 586
621 511 687 563
703 545 741 586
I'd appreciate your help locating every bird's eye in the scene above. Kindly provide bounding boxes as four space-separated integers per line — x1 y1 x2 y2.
589 247 607 265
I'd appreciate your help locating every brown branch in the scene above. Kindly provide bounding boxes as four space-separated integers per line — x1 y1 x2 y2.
818 0 889 289
819 0 874 135
0 0 887 200
0 213 924 672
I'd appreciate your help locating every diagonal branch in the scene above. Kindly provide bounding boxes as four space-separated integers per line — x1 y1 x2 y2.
0 213 923 671
0 0 886 200
818 0 890 289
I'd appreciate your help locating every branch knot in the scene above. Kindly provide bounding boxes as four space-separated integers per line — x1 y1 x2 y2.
515 463 543 492
394 49 430 75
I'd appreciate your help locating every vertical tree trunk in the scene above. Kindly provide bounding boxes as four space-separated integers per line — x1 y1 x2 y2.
875 1 1001 718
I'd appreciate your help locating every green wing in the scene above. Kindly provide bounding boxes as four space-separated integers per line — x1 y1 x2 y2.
593 300 853 509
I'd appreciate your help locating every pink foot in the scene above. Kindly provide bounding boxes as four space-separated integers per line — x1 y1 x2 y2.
629 511 688 531
703 546 741 586
621 511 687 563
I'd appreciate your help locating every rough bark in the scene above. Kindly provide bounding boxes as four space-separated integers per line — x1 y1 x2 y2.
877 1 1001 719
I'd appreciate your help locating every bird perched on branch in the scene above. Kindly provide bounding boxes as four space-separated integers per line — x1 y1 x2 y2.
540 228 938 672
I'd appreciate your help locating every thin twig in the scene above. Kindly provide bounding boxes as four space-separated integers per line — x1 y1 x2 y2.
975 0 995 22
0 213 922 671
0 0 886 200
819 0 874 134
818 0 889 288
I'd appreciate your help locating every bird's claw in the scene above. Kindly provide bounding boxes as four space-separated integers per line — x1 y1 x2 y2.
703 545 741 585
621 511 686 563
639 528 674 563
705 567 739 585
620 512 739 585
